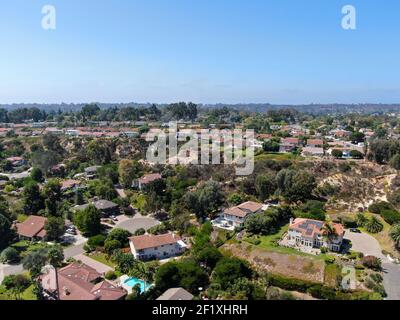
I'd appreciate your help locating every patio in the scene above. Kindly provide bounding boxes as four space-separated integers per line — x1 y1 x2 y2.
211 217 235 231
278 234 321 255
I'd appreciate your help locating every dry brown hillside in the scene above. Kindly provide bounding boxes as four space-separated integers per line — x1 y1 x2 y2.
314 160 397 212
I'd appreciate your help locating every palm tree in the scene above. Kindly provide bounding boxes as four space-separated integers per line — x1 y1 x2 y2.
322 222 337 241
356 213 368 227
366 216 384 234
129 261 156 291
390 224 400 249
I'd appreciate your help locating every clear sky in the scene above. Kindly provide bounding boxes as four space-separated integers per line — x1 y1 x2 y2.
0 0 399 104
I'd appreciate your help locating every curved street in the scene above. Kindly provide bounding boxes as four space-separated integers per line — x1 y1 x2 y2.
345 230 400 300
115 213 160 234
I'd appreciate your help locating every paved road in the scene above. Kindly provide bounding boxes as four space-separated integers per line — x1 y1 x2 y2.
0 242 86 283
0 263 24 283
64 243 86 259
345 230 400 300
116 213 160 233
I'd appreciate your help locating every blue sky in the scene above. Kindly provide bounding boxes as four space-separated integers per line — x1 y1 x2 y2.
0 0 399 104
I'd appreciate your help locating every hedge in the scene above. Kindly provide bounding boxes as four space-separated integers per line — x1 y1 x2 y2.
381 209 400 225
265 273 381 300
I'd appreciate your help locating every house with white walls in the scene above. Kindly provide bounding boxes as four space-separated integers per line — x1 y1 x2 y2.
129 233 187 261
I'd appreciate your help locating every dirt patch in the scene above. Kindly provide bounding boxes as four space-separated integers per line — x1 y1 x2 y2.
222 243 325 283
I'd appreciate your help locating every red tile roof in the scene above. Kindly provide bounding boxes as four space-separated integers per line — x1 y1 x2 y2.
16 215 47 239
289 218 344 239
41 263 126 301
224 201 263 218
281 138 299 145
307 139 324 146
129 233 181 250
61 179 80 189
139 173 162 185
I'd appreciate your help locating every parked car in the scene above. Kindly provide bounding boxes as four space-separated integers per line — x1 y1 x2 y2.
350 228 361 233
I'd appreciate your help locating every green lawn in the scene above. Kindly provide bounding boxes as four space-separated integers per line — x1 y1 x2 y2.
0 284 37 301
85 253 116 268
17 214 28 223
11 240 48 257
255 152 304 161
244 225 327 260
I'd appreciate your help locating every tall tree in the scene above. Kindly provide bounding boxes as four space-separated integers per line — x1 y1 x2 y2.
73 205 101 236
0 214 15 250
44 217 65 241
119 159 141 188
23 182 45 214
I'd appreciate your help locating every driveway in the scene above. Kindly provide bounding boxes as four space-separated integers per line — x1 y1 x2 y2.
0 263 24 283
345 230 400 300
344 231 384 259
115 213 160 233
64 243 86 259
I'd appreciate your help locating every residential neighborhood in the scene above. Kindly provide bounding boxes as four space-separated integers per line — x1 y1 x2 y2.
1 103 400 303
2 1 400 307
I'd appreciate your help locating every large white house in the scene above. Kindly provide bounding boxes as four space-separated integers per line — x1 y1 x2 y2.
220 201 264 228
129 233 187 261
285 218 345 252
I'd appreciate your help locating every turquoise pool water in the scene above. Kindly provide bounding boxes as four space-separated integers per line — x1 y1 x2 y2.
124 277 151 293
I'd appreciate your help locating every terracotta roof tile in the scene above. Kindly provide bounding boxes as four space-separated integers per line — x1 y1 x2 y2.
16 215 47 238
129 233 181 250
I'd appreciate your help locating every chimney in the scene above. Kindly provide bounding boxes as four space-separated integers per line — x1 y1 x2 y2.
63 286 70 296
289 218 294 225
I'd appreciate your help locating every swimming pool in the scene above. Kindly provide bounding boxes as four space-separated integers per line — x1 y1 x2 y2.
123 277 151 293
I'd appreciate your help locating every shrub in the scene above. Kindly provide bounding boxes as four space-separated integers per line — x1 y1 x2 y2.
356 213 368 227
341 216 357 228
106 228 132 247
87 234 106 249
244 237 261 246
212 257 252 290
370 273 383 284
2 274 31 291
104 239 122 255
368 201 393 214
338 162 351 173
365 216 384 234
148 223 168 235
324 255 335 264
350 150 364 159
361 256 382 270
0 247 20 264
297 200 326 221
388 190 400 207
134 228 146 236
365 278 387 297
380 209 400 225
331 149 343 159
266 273 379 300
347 251 360 260
228 193 245 206
105 270 117 280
